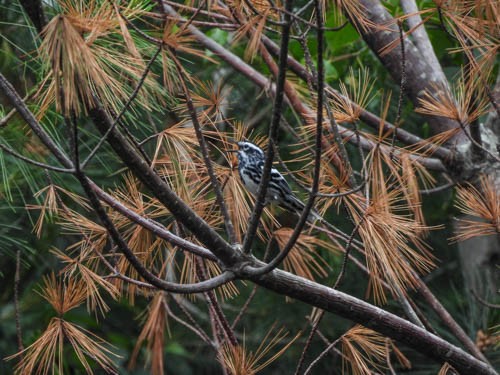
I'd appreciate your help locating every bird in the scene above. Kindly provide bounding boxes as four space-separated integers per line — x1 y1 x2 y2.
230 141 320 223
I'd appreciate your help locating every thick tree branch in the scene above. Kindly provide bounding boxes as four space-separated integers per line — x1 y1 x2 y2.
244 266 496 375
400 0 447 85
414 277 490 363
350 0 462 140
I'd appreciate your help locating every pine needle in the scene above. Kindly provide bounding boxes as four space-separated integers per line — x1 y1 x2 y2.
218 326 300 374
452 175 500 242
341 325 388 375
274 227 340 280
129 293 169 375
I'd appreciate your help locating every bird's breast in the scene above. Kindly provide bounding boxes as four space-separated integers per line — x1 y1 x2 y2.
240 167 261 195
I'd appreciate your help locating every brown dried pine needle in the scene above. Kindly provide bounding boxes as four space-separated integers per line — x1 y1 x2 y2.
452 175 500 242
218 327 300 375
274 227 340 281
346 149 435 304
129 293 169 375
341 325 389 375
416 71 490 125
37 0 160 116
7 273 118 374
52 248 119 315
329 67 377 124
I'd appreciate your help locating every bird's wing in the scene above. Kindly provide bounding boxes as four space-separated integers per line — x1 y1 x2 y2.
270 168 293 193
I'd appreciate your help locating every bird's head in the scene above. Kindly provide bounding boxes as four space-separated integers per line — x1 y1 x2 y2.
234 141 265 165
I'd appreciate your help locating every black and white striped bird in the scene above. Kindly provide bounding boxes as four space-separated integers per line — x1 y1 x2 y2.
231 141 320 222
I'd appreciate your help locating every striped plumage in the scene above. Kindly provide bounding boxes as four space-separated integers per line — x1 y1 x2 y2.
234 141 319 222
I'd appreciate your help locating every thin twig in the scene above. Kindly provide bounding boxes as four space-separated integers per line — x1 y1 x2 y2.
0 107 19 128
172 295 211 334
171 52 237 245
0 142 74 173
81 45 162 170
437 6 458 42
419 180 455 195
242 0 294 254
295 17 357 188
332 219 363 290
295 217 363 374
163 1 231 20
295 312 322 375
390 19 407 149
178 0 207 31
386 338 397 375
303 336 342 375
471 289 500 309
0 74 74 169
163 298 215 347
195 257 238 346
0 91 34 128
14 249 24 354
230 237 275 329
240 0 346 31
230 285 258 330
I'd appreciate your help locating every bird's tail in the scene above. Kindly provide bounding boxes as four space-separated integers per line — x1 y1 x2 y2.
278 195 342 240
279 195 323 224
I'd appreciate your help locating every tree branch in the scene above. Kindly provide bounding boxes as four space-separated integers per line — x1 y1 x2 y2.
400 0 447 86
349 0 462 140
0 74 74 169
0 142 74 173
